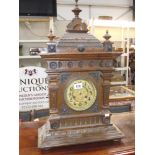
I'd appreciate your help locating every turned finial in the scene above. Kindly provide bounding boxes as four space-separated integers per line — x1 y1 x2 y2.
48 29 56 41
66 0 88 33
102 30 113 52
72 0 81 18
103 30 111 41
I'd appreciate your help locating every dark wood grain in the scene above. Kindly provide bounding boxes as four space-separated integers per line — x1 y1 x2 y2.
20 112 135 155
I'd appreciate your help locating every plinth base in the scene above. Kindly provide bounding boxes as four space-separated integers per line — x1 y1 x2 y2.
38 123 124 149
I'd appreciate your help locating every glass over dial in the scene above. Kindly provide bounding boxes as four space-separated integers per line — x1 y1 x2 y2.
65 79 97 111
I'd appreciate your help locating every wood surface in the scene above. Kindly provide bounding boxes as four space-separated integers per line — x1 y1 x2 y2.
40 50 122 61
20 112 135 155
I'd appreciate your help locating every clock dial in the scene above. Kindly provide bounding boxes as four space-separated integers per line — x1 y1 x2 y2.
65 79 97 111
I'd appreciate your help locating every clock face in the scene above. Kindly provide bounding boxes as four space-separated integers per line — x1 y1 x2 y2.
65 79 97 111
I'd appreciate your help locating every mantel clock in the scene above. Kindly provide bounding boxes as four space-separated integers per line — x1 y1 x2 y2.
38 0 124 149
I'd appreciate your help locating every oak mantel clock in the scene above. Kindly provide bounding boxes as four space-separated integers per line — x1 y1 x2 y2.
38 0 124 149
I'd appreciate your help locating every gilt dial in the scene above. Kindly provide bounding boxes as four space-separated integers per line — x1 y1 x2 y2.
65 79 97 111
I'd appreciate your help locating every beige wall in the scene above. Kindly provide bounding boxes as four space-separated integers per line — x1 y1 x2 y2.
19 19 70 40
94 27 135 42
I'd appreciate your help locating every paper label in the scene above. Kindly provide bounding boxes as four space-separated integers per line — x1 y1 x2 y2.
19 66 49 111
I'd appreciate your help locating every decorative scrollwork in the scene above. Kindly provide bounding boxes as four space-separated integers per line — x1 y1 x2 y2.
50 122 60 129
62 107 70 114
50 62 57 69
89 61 94 67
103 85 110 106
86 102 98 113
99 61 104 67
89 71 100 80
67 62 73 68
58 62 63 68
105 60 113 67
60 73 71 83
78 61 83 68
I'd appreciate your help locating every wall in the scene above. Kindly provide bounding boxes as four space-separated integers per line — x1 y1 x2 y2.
57 0 133 20
19 19 70 40
57 4 133 21
19 0 134 56
19 0 134 40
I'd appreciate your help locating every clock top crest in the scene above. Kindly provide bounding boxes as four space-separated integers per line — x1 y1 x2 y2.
38 0 124 149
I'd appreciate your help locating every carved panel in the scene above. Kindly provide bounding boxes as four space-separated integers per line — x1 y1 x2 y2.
49 91 57 111
78 61 83 68
60 73 71 83
86 102 98 113
49 115 106 130
48 73 60 113
89 71 100 80
58 62 63 68
49 62 57 69
50 121 60 129
47 60 113 72
89 60 94 67
103 81 111 107
67 62 73 68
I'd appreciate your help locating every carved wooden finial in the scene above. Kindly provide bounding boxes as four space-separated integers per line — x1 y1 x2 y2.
48 29 56 41
72 0 81 18
103 30 113 52
66 0 88 33
103 30 111 41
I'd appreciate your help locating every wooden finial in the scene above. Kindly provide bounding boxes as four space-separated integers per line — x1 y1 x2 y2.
72 0 81 18
103 30 111 41
75 0 78 4
103 30 113 52
66 0 88 33
48 29 56 41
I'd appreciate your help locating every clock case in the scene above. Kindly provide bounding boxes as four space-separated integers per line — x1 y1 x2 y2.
38 0 124 149
38 50 124 149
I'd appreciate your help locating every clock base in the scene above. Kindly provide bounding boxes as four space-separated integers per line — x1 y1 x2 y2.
38 123 124 149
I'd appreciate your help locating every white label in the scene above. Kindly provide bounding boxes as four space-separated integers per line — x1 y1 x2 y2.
105 113 110 117
19 66 49 111
74 83 83 89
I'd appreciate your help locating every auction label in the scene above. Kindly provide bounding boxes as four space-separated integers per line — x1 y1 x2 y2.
19 66 49 111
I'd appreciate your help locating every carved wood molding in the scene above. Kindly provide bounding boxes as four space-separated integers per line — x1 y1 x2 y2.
40 51 122 61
